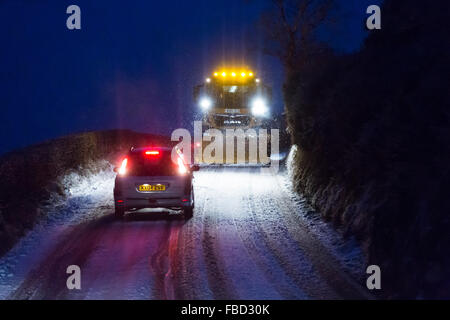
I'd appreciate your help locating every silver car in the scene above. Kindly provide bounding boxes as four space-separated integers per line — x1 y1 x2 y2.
113 147 199 219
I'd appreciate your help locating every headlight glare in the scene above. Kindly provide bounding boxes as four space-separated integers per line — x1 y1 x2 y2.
199 97 212 110
251 97 267 116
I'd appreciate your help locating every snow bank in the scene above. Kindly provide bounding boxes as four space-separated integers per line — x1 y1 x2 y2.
284 149 366 281
0 162 115 298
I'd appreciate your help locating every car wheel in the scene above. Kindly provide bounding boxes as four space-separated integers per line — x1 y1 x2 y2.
184 207 193 219
115 206 125 219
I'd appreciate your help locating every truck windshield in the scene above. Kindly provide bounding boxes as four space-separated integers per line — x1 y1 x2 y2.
222 85 249 93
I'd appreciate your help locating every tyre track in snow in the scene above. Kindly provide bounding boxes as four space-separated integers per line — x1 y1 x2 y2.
228 169 304 299
149 221 172 299
176 184 210 299
194 167 284 299
200 171 239 300
165 222 183 299
149 220 184 300
225 167 334 299
231 211 302 299
8 214 114 300
242 182 337 299
7 211 183 300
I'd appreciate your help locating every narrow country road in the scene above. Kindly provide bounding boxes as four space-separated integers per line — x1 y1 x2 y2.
2 167 371 300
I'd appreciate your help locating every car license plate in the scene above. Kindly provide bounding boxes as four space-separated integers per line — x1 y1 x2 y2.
138 184 165 192
225 109 240 113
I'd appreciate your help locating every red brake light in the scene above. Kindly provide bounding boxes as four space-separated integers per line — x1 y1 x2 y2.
145 150 160 156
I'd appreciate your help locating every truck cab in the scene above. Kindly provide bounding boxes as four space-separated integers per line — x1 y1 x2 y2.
194 68 272 129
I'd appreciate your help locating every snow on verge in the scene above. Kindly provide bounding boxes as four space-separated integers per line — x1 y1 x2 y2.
283 145 367 281
0 161 115 298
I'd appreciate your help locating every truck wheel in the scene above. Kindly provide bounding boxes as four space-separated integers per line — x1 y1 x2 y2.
115 207 125 219
184 207 193 220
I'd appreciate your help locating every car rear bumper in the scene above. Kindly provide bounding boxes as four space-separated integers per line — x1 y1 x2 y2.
115 197 192 210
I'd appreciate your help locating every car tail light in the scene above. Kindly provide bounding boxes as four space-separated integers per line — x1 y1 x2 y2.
118 158 128 175
177 157 187 174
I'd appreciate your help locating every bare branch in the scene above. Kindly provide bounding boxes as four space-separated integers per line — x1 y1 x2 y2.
259 0 335 73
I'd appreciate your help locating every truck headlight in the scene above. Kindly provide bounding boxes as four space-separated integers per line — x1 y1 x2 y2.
199 97 212 110
251 97 268 116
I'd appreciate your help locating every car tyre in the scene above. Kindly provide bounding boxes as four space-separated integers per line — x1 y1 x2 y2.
184 207 193 220
115 206 125 219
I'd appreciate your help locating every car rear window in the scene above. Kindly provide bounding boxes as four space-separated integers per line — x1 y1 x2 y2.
126 151 177 176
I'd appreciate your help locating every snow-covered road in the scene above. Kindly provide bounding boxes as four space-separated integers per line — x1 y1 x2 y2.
0 166 371 299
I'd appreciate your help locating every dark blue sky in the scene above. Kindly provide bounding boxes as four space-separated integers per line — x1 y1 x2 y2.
0 0 380 154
